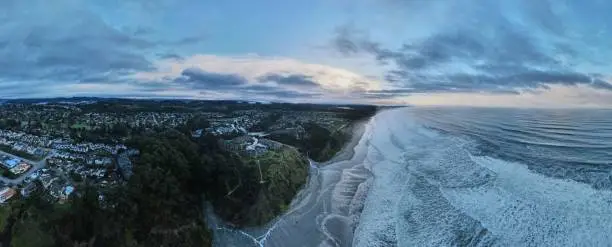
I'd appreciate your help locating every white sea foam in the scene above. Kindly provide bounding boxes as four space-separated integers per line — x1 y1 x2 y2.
442 155 612 246
354 108 612 247
211 107 612 246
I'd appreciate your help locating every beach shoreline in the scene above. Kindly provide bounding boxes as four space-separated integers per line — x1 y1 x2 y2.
320 120 368 166
209 115 376 247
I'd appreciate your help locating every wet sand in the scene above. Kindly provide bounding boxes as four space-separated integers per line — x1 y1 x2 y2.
207 119 373 247
323 121 367 165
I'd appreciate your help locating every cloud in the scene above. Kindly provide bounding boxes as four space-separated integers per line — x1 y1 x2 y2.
257 73 320 88
133 54 382 92
256 90 322 99
130 26 154 36
174 69 327 100
0 0 154 83
332 0 612 96
0 0 207 86
169 36 205 46
176 68 248 89
403 84 612 108
157 53 185 61
1 0 610 107
244 84 323 99
132 67 326 100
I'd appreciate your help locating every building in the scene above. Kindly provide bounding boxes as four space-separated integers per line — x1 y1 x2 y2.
1 158 20 169
192 129 203 138
245 137 268 156
10 162 31 175
117 154 133 180
21 182 39 198
87 157 113 167
60 186 75 200
0 187 17 203
259 139 283 150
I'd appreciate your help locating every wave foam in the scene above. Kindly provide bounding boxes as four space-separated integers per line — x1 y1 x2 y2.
355 108 612 247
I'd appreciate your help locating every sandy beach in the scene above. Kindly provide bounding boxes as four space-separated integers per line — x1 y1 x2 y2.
322 121 367 165
208 117 374 247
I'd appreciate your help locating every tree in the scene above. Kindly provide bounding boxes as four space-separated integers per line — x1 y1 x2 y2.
69 171 83 183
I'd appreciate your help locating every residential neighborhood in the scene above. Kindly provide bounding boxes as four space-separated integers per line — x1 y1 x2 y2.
0 98 373 209
0 98 379 246
0 127 136 206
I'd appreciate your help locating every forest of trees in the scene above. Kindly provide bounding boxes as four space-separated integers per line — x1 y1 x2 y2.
2 130 218 246
1 127 308 246
267 122 348 162
0 101 378 246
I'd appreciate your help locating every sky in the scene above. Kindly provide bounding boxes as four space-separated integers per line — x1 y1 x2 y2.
1 0 612 107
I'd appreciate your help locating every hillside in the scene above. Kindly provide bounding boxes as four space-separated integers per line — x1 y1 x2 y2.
212 145 308 226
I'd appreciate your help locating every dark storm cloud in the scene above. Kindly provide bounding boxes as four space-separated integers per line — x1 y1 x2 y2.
370 32 486 70
0 0 207 88
257 73 320 88
157 53 185 61
170 36 205 45
176 68 248 89
523 0 565 35
255 90 322 98
377 69 609 97
336 25 554 71
0 81 56 98
357 84 521 99
243 83 322 98
131 26 154 36
0 8 154 83
333 25 362 55
592 79 612 90
333 1 612 95
141 69 324 99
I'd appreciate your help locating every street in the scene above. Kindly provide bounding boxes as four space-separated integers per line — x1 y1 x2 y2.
0 150 54 185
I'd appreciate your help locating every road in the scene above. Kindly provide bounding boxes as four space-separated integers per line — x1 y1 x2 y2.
0 150 54 185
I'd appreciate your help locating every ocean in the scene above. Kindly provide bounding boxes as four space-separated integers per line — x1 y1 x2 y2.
210 107 612 247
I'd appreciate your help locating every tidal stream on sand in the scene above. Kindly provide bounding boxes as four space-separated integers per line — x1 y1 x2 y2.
208 107 612 247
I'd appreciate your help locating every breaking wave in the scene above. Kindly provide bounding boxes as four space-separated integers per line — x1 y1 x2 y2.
355 107 612 247
210 107 612 246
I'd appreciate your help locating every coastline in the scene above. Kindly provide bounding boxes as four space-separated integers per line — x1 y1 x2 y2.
320 120 368 166
208 115 375 247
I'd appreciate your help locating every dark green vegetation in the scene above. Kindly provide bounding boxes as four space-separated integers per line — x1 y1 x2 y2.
0 98 379 246
0 119 20 131
0 167 18 179
1 132 215 247
268 122 349 162
213 146 308 226
267 107 376 162
0 130 309 246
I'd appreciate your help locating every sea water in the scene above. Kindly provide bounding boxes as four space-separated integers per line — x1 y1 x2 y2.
211 107 612 247
355 107 612 247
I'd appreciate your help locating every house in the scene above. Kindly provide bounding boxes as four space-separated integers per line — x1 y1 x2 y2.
21 182 39 197
117 154 133 180
259 139 283 150
2 158 20 169
10 162 31 175
192 129 203 138
244 137 269 156
0 187 17 203
125 149 140 156
87 157 113 167
60 186 75 200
